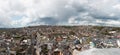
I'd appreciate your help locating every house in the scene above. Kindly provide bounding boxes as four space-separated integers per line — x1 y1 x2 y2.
56 36 63 42
0 37 5 47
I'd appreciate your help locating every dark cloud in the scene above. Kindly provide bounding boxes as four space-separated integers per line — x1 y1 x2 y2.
29 17 58 25
40 17 58 25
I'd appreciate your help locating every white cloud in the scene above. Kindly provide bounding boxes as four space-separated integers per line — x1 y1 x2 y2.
106 20 120 25
0 0 120 28
113 4 120 10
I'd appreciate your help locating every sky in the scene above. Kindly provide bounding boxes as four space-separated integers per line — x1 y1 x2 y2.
0 0 120 28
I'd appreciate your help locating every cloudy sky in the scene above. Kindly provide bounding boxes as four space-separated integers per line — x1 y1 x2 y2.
0 0 120 28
